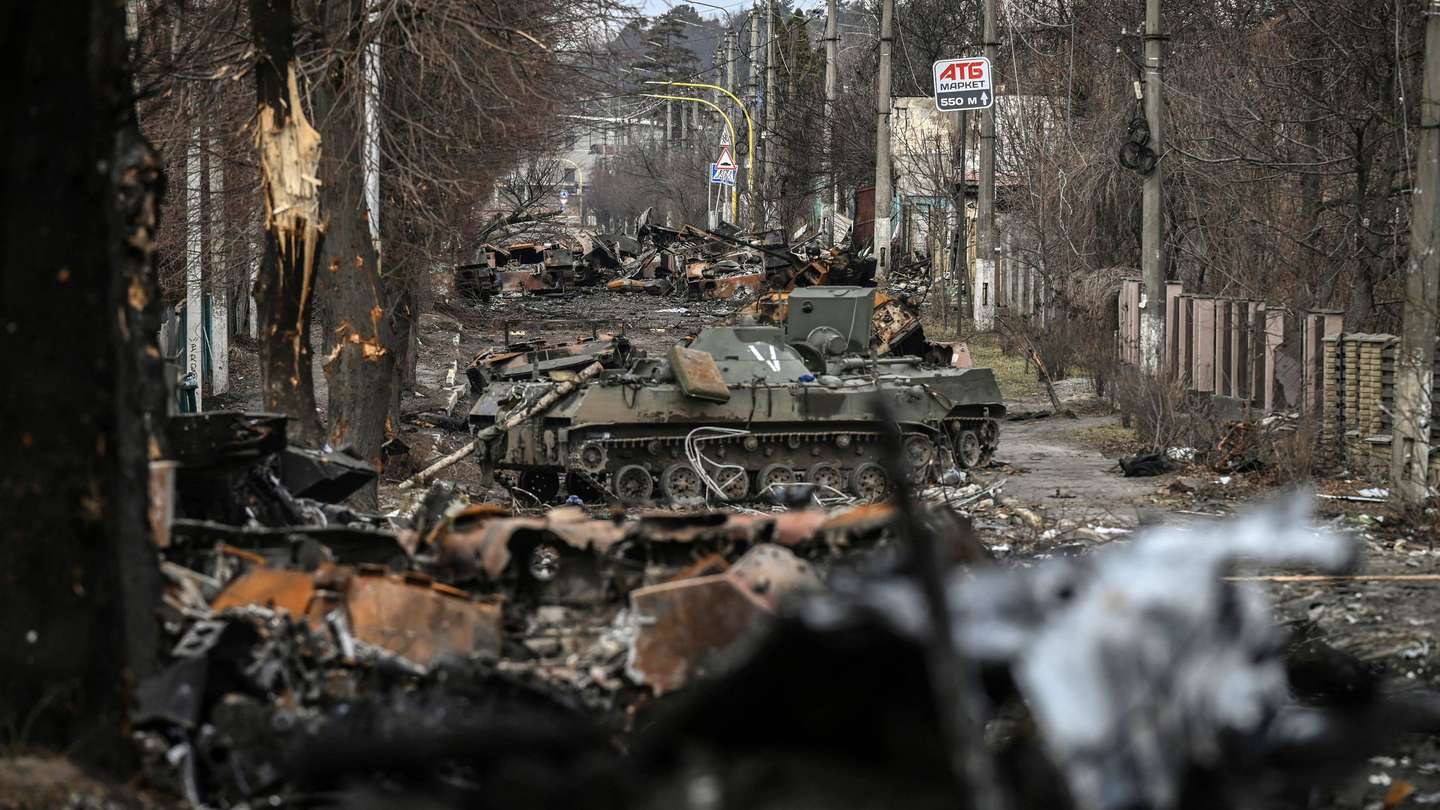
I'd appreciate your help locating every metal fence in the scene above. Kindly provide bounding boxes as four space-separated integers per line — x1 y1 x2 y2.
1116 278 1342 417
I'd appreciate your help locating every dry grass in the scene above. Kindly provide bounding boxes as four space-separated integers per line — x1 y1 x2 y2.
1069 422 1145 457
963 333 1048 401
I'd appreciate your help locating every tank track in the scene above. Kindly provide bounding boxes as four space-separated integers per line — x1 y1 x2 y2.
560 419 1000 506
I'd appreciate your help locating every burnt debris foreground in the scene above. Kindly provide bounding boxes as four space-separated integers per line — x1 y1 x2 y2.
140 409 1440 810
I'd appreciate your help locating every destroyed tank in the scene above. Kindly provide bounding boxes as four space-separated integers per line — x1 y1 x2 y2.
469 287 1005 505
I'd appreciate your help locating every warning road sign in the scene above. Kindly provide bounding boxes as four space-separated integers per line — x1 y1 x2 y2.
715 143 737 171
932 57 994 112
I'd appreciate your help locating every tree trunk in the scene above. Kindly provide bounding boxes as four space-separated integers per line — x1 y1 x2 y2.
313 0 397 505
0 0 164 770
251 0 325 445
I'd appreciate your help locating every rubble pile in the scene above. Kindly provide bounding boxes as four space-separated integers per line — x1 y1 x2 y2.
132 225 1440 810
142 409 999 806
451 213 890 308
139 442 1440 810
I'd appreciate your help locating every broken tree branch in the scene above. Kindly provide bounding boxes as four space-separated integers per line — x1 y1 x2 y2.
397 361 604 490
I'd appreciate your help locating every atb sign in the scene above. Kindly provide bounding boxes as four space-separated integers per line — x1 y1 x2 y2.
933 57 993 112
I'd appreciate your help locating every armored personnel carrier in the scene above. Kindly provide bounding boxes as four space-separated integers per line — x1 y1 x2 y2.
468 287 1005 505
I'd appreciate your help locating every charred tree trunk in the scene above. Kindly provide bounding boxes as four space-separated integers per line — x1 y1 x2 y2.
0 0 164 769
313 0 397 505
251 0 325 445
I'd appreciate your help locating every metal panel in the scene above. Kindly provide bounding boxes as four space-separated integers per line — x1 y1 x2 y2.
1248 302 1264 407
1192 297 1216 392
1177 295 1193 386
1264 308 1285 412
1231 301 1248 402
1165 282 1183 379
1214 299 1231 395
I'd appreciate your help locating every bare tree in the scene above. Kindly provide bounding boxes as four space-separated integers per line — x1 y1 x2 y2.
250 0 326 443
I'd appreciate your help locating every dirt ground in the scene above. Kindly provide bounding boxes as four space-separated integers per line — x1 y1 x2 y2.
196 281 1440 808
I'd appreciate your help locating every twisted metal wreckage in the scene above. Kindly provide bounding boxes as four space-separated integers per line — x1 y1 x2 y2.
451 215 935 316
137 408 1440 809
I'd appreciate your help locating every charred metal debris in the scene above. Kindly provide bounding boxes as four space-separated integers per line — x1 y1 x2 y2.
138 429 1440 810
450 215 938 309
142 409 995 807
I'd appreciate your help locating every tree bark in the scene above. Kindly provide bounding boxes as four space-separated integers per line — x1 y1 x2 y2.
0 0 164 770
251 0 325 445
312 0 397 505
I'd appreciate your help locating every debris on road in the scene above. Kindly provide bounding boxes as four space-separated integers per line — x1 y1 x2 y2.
1118 451 1175 477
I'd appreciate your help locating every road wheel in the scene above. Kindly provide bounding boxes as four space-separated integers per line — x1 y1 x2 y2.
714 466 750 502
662 462 705 504
573 441 608 475
849 462 891 502
807 462 844 494
757 464 796 494
955 429 983 468
613 465 654 505
518 471 559 503
903 434 936 471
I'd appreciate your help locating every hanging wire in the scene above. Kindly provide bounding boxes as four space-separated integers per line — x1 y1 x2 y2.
683 425 752 501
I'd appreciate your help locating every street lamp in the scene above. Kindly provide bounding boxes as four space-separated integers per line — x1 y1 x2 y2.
644 80 755 228
642 93 740 223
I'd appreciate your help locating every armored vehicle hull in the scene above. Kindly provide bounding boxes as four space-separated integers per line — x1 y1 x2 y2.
469 287 1005 505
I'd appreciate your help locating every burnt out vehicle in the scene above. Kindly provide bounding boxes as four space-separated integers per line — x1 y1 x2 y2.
469 287 1005 505
454 242 595 299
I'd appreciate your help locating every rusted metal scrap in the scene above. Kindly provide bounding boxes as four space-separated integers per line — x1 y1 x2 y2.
428 505 626 603
211 563 503 665
455 241 595 299
686 268 765 300
466 335 637 394
418 503 892 606
168 518 406 569
605 277 671 295
626 543 821 694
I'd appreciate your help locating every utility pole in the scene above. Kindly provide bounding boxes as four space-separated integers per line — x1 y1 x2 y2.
950 111 968 323
749 4 763 231
873 0 894 280
1393 0 1440 502
208 135 229 396
974 0 996 329
185 128 203 410
823 0 838 243
763 0 777 232
1139 0 1166 372
363 0 381 254
724 28 735 96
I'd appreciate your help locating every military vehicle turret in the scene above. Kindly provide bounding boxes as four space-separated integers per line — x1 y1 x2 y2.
468 287 1005 505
